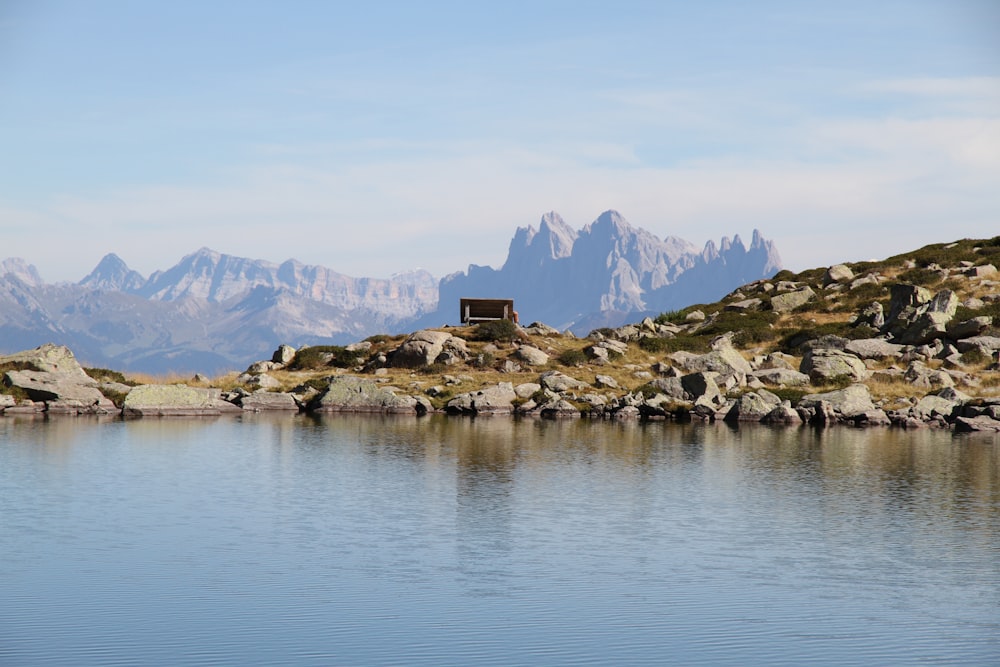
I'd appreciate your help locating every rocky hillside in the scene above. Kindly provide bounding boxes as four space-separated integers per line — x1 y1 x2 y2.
4 235 1000 431
0 211 777 374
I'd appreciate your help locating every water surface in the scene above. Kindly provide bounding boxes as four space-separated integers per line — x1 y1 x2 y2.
2 415 998 665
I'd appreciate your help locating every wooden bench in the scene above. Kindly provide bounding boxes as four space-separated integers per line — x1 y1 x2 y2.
460 298 516 325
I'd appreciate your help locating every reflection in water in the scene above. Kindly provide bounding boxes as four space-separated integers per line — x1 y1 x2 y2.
1 414 998 666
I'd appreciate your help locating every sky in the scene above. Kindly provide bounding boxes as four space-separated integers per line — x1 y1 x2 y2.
1 0 998 283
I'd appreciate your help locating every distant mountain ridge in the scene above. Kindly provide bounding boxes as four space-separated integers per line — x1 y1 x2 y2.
0 209 781 373
426 210 781 331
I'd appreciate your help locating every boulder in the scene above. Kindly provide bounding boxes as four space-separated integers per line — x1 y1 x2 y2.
771 287 815 313
680 372 721 404
851 302 885 329
725 392 779 422
963 264 997 279
761 405 803 424
823 264 854 286
514 382 541 399
752 368 810 386
239 391 300 411
954 415 1000 432
844 338 903 360
1 345 116 414
540 398 582 418
123 384 242 416
903 361 955 389
798 384 875 418
946 317 993 340
271 344 296 365
724 298 762 312
800 349 868 383
668 346 752 377
0 343 88 375
513 346 550 366
910 395 958 421
446 382 518 415
539 371 589 393
594 374 619 389
895 290 959 345
390 330 455 368
309 376 420 414
884 284 933 329
955 336 1000 355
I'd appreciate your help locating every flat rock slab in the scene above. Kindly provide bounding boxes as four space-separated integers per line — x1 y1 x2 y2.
954 416 1000 432
310 375 419 414
123 384 241 416
239 392 300 411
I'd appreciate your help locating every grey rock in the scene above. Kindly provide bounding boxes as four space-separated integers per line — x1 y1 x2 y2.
514 382 541 399
851 302 885 329
123 384 241 416
310 376 420 414
800 349 868 382
725 392 775 422
964 264 997 278
752 368 811 386
239 391 300 411
0 343 88 375
725 298 762 311
946 317 992 340
272 344 296 365
910 395 958 421
594 374 619 389
681 372 721 404
903 361 955 389
823 264 854 285
955 336 1000 354
447 382 518 415
761 405 803 424
954 415 1000 432
649 376 689 401
540 398 582 418
798 384 875 418
685 310 706 322
390 330 455 368
885 284 933 328
539 371 589 392
513 346 550 366
771 287 815 313
844 338 903 360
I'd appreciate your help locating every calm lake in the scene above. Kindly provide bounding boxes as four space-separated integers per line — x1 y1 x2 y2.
1 414 998 666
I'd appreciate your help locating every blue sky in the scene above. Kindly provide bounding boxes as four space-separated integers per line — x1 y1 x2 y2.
1 1 998 282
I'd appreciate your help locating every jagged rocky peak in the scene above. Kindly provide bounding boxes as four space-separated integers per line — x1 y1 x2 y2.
79 253 146 292
0 257 44 287
503 211 578 271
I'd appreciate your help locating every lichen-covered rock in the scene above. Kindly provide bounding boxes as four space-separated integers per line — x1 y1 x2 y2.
823 264 854 285
954 415 1000 432
446 382 518 415
752 368 810 386
123 384 241 416
539 371 589 392
844 338 903 360
239 391 300 411
513 346 550 366
725 391 779 422
798 384 875 419
309 376 420 414
761 405 802 424
851 302 885 329
390 330 456 368
0 343 88 376
800 349 868 382
271 344 296 365
771 287 815 313
910 395 958 421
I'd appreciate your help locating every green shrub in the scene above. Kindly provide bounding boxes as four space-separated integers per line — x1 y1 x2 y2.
638 336 669 353
84 367 130 385
288 345 366 370
696 310 779 347
471 352 495 368
473 319 518 342
557 349 587 366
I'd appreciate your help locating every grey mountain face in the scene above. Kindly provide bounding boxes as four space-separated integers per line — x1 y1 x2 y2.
0 210 781 373
429 209 781 331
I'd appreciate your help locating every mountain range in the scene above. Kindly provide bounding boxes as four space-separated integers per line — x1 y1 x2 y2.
0 210 781 374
